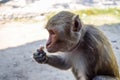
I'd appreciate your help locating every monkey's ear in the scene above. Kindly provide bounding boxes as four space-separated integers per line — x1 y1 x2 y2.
72 15 82 32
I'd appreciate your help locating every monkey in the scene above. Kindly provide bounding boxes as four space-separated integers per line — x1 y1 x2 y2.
33 11 120 80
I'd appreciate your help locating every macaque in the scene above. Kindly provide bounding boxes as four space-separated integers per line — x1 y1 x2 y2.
33 11 120 80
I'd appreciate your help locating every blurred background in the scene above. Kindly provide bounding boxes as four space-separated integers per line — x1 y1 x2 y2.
0 0 120 80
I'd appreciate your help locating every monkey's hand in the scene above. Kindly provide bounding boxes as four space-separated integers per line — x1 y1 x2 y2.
33 47 48 64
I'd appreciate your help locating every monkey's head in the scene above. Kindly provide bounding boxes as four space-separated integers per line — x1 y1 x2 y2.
45 11 82 53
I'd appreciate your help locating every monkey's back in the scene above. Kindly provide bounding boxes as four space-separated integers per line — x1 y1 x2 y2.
82 25 120 79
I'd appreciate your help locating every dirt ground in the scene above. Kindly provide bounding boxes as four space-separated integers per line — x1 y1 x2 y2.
0 22 120 80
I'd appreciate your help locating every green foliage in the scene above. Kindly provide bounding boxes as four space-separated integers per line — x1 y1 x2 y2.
74 8 120 16
46 8 120 26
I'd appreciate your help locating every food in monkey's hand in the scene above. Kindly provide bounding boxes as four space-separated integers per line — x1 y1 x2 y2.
33 47 48 63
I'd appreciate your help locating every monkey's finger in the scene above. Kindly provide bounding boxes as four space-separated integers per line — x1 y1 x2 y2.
40 46 44 51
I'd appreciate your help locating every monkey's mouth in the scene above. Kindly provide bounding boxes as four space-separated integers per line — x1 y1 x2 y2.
46 38 57 49
46 41 54 50
46 40 52 48
46 42 58 53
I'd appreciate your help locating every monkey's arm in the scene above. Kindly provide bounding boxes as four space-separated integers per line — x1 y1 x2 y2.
33 48 71 70
93 76 119 80
46 55 71 70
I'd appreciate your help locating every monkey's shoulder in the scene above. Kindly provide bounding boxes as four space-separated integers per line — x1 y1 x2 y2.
82 25 112 53
85 25 103 36
84 25 108 42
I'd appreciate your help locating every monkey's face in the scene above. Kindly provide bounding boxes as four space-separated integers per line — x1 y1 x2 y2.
45 11 82 53
46 27 69 53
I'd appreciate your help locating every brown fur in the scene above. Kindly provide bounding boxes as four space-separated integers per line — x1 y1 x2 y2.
34 11 120 80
